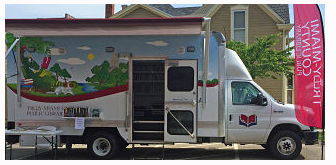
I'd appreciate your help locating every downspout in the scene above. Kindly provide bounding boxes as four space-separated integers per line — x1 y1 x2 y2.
282 29 287 104
16 38 21 107
203 18 211 107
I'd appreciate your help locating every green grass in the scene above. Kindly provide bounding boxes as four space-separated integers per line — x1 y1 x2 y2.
71 85 85 95
7 83 85 97
7 84 17 89
88 83 119 90
318 131 325 142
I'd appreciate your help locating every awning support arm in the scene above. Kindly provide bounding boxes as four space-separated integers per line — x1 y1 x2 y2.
5 38 20 59
203 18 211 107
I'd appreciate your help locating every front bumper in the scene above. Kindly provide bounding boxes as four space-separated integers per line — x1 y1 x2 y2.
303 130 319 145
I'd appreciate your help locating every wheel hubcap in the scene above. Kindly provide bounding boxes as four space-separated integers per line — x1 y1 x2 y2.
277 136 296 156
93 138 111 156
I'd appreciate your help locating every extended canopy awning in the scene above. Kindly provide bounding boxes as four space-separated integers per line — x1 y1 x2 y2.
5 17 204 36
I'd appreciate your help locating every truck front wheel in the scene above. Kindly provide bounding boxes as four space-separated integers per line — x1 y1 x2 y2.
87 132 119 159
269 130 302 159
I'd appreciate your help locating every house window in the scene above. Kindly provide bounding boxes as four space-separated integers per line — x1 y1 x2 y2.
233 11 246 43
231 5 248 44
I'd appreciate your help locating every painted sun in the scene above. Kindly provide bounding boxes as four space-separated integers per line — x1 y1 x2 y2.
87 53 95 60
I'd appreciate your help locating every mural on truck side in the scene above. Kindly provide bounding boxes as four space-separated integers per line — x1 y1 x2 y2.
6 33 129 100
6 34 219 102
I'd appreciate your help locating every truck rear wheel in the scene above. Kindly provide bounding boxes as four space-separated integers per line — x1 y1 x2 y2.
87 132 119 159
269 130 302 159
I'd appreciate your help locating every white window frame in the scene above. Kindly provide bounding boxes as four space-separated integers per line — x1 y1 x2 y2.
231 5 249 44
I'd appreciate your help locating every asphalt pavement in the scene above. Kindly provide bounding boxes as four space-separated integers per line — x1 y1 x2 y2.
5 142 325 160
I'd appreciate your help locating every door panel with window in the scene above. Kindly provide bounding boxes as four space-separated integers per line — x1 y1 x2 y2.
226 81 271 143
164 60 197 143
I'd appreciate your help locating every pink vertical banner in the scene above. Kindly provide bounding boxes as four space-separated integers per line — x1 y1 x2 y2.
294 4 324 128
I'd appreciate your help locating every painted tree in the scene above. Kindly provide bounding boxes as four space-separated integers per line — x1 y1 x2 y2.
226 34 294 79
49 63 62 81
86 61 111 85
59 68 72 83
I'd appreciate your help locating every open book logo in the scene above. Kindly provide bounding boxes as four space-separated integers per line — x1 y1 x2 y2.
239 114 257 127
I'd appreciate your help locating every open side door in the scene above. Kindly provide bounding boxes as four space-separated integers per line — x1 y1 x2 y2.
164 60 197 143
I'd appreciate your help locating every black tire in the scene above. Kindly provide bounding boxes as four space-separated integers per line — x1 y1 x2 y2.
260 144 269 150
64 143 72 154
87 132 119 159
66 143 72 150
118 138 129 152
269 130 302 159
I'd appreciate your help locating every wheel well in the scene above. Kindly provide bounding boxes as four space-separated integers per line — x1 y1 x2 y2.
267 124 303 144
83 127 124 143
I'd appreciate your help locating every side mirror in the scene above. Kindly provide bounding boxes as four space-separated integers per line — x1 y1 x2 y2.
257 93 268 106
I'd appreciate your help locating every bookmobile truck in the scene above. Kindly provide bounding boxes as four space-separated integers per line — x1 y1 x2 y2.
5 17 318 159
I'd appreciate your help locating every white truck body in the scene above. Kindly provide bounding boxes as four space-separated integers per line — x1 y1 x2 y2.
5 17 317 159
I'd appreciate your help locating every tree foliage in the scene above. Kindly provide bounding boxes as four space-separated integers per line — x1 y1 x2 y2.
6 33 55 54
49 63 62 81
59 68 72 82
86 61 128 86
226 34 294 79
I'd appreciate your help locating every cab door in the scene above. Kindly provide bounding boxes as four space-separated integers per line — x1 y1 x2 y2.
226 81 272 143
164 60 197 143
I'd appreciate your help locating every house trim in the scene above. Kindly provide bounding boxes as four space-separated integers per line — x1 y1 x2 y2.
277 24 293 104
257 4 285 24
204 4 285 24
230 5 249 44
205 4 223 18
277 24 293 31
112 4 172 18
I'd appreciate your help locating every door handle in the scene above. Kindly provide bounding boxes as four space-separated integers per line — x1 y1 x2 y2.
165 100 196 106
273 109 284 113
229 114 232 123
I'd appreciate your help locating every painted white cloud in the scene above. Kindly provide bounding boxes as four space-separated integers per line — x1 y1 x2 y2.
146 41 168 47
49 47 66 55
57 58 85 65
77 46 91 51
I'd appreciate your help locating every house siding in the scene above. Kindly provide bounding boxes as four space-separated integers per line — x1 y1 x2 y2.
248 5 283 50
207 5 231 40
122 7 163 18
248 5 284 101
254 75 283 101
208 4 285 101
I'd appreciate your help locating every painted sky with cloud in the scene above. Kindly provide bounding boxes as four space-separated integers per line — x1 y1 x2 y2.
57 57 85 65
6 35 219 83
146 41 168 47
77 46 91 51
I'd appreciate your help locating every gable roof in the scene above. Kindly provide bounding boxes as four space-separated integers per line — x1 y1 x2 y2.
267 4 290 24
112 4 172 18
113 4 290 24
149 4 199 16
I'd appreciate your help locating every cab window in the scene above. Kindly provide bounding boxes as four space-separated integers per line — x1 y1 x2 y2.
231 82 260 105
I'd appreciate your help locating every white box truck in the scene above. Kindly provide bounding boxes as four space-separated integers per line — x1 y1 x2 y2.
5 17 318 159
